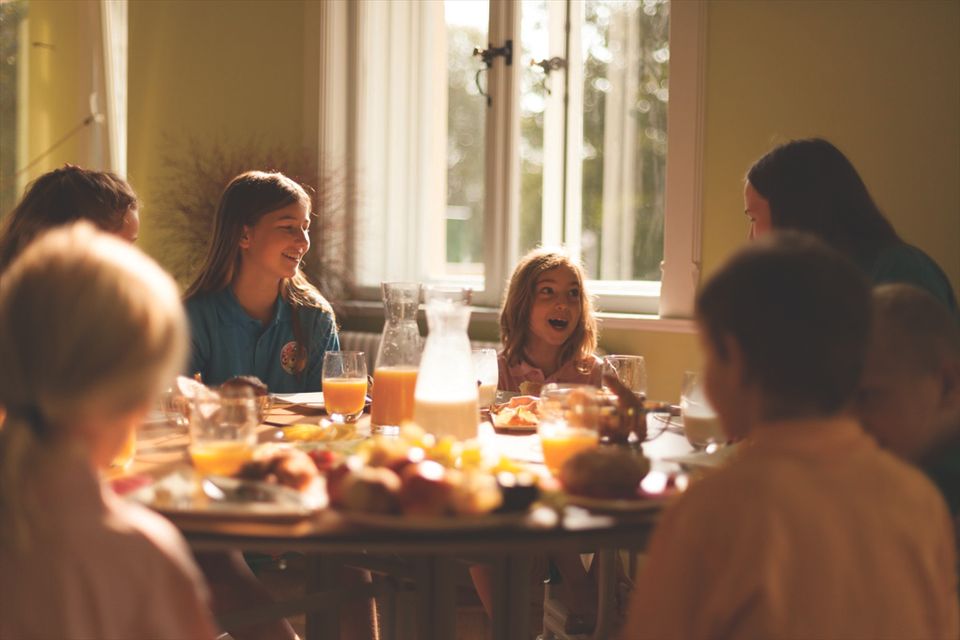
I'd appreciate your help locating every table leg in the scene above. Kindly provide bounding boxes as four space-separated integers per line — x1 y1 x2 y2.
413 556 457 640
306 553 341 640
592 549 618 640
490 553 534 640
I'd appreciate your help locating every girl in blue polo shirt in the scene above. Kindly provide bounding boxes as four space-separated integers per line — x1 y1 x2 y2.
184 171 339 392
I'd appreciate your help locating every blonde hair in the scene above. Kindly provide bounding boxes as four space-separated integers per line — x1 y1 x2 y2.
184 171 334 374
0 222 187 549
499 247 598 369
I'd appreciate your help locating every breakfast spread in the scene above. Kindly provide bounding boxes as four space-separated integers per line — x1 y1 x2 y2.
321 425 538 518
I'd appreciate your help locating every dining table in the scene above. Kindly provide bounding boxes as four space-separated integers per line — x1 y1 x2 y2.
118 400 699 640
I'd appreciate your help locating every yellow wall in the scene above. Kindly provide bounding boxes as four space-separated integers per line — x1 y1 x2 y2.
701 0 960 285
115 0 958 402
128 0 308 262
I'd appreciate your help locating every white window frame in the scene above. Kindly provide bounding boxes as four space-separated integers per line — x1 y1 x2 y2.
311 0 705 328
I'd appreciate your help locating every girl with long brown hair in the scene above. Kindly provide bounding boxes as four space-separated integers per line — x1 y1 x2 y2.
184 171 338 392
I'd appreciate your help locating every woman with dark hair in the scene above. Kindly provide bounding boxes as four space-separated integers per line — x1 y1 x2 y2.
0 164 140 272
744 138 957 312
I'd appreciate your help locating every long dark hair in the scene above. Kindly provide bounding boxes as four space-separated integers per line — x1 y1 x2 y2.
0 165 138 272
747 138 900 265
184 171 333 375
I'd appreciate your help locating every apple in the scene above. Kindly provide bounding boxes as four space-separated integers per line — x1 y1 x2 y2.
335 466 402 514
398 461 454 517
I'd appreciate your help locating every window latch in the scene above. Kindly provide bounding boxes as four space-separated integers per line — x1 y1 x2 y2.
472 40 513 68
530 56 566 95
472 40 513 107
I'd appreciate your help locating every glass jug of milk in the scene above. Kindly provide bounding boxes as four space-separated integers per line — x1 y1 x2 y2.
413 287 480 440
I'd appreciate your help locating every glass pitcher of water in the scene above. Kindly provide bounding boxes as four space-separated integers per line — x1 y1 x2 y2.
370 282 423 434
414 287 480 440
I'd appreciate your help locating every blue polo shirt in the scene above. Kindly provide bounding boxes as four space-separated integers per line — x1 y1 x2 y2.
184 287 339 393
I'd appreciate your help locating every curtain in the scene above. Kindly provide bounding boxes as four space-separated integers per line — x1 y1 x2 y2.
100 0 127 176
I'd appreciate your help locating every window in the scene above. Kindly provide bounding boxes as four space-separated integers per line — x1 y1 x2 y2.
316 0 704 319
0 0 29 217
0 0 128 220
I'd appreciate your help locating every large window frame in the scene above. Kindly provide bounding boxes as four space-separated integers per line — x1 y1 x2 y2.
312 0 705 328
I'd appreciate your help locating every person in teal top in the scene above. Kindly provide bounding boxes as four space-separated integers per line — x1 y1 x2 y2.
742 138 957 314
859 284 960 515
185 285 338 392
184 171 339 392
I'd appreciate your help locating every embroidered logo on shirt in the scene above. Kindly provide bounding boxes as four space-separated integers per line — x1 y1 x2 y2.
280 341 303 375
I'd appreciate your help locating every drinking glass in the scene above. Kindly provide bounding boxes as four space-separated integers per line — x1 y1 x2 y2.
188 387 258 476
322 351 369 423
472 348 499 409
159 385 190 432
602 355 647 399
538 383 600 475
680 371 725 450
109 427 137 470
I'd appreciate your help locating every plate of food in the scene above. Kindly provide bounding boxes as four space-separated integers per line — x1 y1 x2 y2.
274 421 367 452
490 395 541 432
126 469 328 522
556 446 686 513
563 493 666 513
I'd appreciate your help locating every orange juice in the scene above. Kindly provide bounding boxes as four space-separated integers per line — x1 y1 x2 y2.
370 366 418 427
189 441 253 476
323 377 368 416
540 428 599 474
110 427 137 470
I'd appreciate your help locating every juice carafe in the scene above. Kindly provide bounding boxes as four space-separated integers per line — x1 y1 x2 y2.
370 282 423 434
414 287 480 440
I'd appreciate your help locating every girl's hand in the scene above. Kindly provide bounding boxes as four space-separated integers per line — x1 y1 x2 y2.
602 373 647 441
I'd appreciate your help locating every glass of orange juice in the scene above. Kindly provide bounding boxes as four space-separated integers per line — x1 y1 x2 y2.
538 383 600 475
110 425 138 470
188 389 257 476
370 366 418 433
322 351 368 423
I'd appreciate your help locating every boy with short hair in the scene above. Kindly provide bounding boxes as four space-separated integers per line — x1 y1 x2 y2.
621 233 959 639
859 283 960 515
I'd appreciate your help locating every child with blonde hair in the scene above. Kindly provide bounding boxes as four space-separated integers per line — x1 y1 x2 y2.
498 247 601 394
185 170 338 391
0 223 216 639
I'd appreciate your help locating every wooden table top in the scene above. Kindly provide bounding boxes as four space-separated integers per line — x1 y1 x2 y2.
116 404 693 554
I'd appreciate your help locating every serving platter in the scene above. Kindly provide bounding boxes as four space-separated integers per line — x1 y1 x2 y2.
126 470 327 522
563 493 668 513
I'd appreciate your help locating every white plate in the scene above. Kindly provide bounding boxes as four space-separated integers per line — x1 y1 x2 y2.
289 438 367 454
661 444 737 470
272 391 325 409
127 470 327 522
339 509 530 531
564 493 668 513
